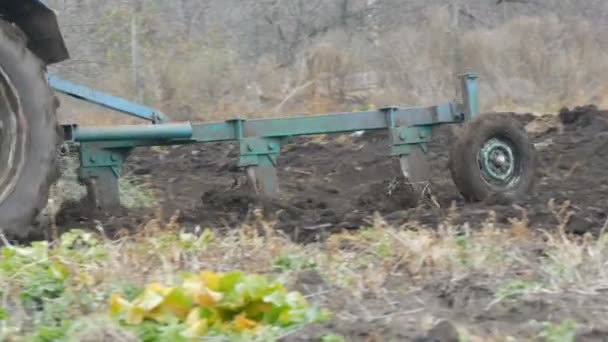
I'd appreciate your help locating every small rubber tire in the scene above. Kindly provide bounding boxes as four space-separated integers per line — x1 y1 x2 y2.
448 113 536 202
0 20 61 239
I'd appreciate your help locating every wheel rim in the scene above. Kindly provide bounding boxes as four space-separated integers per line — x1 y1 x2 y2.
0 66 26 205
477 137 519 188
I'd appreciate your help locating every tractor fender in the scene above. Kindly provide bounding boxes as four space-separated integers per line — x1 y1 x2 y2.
0 0 69 65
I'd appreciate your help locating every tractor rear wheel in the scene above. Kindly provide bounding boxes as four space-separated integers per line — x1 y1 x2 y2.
0 21 61 239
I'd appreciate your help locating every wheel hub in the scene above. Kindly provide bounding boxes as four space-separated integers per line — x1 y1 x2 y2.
0 66 25 205
478 138 518 187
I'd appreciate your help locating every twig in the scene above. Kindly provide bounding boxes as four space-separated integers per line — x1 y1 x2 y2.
275 325 308 340
0 231 11 248
302 223 333 231
596 217 608 278
304 289 335 299
367 307 425 321
386 230 410 248
286 168 314 176
273 80 315 114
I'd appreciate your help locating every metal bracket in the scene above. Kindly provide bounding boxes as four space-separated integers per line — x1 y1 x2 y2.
237 137 284 197
237 137 283 166
389 126 432 156
380 105 429 153
79 143 132 178
78 143 132 210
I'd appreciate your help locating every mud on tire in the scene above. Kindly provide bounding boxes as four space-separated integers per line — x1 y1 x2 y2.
0 20 61 239
448 113 537 202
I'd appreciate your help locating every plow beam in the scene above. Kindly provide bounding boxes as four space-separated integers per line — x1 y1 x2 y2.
65 103 464 143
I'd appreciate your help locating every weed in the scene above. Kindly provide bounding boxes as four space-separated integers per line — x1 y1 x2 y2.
272 255 318 272
110 271 330 340
487 280 546 310
119 176 157 209
320 333 346 342
539 319 578 342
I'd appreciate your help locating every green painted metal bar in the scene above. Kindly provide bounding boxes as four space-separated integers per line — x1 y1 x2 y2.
191 122 238 142
71 123 193 142
461 73 479 119
48 75 169 123
242 103 461 138
66 103 463 146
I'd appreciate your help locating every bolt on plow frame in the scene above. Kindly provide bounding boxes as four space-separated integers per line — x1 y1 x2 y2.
0 1 537 238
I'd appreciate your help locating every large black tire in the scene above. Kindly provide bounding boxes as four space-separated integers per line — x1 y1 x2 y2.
0 21 61 239
448 113 536 202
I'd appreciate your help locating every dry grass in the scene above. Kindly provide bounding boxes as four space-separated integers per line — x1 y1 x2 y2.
8 192 608 340
58 8 608 127
58 203 608 304
375 8 608 114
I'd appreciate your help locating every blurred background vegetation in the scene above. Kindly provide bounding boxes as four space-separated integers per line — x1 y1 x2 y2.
47 0 608 124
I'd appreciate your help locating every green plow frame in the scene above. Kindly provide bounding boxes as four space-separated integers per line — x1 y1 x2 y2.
56 73 480 210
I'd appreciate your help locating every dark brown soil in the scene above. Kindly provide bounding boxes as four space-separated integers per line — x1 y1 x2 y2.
57 105 608 242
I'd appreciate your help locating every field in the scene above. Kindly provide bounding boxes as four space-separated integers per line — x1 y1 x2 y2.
3 1 608 341
0 105 599 341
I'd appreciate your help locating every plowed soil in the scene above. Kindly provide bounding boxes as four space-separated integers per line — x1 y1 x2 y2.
53 105 608 340
57 105 608 241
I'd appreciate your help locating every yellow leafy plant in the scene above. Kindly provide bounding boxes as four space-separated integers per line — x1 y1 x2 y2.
110 271 330 340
